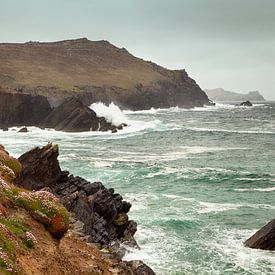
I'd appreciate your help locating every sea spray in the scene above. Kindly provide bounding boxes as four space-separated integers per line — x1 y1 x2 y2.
90 102 129 126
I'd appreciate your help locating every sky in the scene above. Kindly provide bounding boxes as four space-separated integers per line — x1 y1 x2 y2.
0 0 275 99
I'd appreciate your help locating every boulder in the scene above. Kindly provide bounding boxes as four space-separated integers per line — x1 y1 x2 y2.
123 260 156 275
244 219 275 250
240 100 253 107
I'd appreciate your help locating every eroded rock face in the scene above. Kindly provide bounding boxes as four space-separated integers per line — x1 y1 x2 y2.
244 219 275 251
0 91 52 127
41 97 124 132
16 143 137 248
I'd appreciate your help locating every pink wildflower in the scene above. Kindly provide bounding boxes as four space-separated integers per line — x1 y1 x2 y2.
0 178 11 190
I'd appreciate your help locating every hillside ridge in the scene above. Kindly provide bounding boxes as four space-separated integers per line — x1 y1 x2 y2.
0 38 209 109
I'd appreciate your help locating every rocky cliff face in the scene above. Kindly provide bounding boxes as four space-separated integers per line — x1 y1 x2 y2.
0 90 52 127
0 91 125 132
41 97 126 132
0 38 210 109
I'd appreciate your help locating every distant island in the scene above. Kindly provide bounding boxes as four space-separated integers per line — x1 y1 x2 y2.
0 38 210 110
204 88 265 102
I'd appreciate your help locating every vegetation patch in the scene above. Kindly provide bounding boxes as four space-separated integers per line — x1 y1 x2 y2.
0 144 70 273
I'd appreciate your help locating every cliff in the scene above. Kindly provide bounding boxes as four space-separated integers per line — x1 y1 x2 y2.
0 38 210 109
0 90 52 128
0 144 155 274
204 88 266 102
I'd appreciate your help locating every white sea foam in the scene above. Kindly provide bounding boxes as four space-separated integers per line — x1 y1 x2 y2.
90 102 129 126
235 186 275 192
93 146 242 164
186 127 275 135
123 106 183 115
206 228 275 274
198 202 242 214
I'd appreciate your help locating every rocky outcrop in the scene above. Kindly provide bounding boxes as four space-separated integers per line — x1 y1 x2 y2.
1 144 154 274
0 38 210 109
0 90 125 132
244 219 275 251
41 97 124 132
0 91 52 127
240 100 253 107
16 143 137 248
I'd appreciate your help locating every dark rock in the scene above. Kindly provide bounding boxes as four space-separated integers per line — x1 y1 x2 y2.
41 97 124 132
16 143 137 249
15 143 61 190
123 260 156 275
240 100 253 107
1 126 8 131
244 219 275 251
0 91 52 127
18 127 28 133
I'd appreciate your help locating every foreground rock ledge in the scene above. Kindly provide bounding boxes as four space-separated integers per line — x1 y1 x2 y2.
1 143 155 274
244 219 275 251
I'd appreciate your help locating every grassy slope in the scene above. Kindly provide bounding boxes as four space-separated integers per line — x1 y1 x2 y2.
0 38 168 90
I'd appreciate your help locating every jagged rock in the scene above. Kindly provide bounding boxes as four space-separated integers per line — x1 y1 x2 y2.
244 219 275 251
18 127 28 132
41 97 124 132
16 143 61 190
16 143 137 249
240 100 253 107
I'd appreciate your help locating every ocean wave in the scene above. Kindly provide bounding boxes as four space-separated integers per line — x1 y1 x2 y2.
235 187 275 192
90 102 129 126
205 228 275 274
186 127 275 135
198 202 242 214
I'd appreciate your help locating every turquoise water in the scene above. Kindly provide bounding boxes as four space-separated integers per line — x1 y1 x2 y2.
1 103 275 274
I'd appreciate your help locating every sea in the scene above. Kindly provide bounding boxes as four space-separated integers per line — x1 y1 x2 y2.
1 101 274 274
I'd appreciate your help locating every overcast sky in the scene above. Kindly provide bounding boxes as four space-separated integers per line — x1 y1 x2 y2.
1 0 274 99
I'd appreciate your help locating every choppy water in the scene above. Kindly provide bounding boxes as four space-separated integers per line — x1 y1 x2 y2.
1 102 275 274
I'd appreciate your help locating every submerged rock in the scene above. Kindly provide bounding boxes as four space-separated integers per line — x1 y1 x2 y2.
16 143 137 249
0 126 8 131
240 100 253 107
18 127 28 132
244 219 275 251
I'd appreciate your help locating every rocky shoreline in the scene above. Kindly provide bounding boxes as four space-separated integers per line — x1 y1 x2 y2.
0 143 155 274
16 143 137 251
0 91 126 133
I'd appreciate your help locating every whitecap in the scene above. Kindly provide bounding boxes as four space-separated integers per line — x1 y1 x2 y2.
198 202 242 214
235 187 275 192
